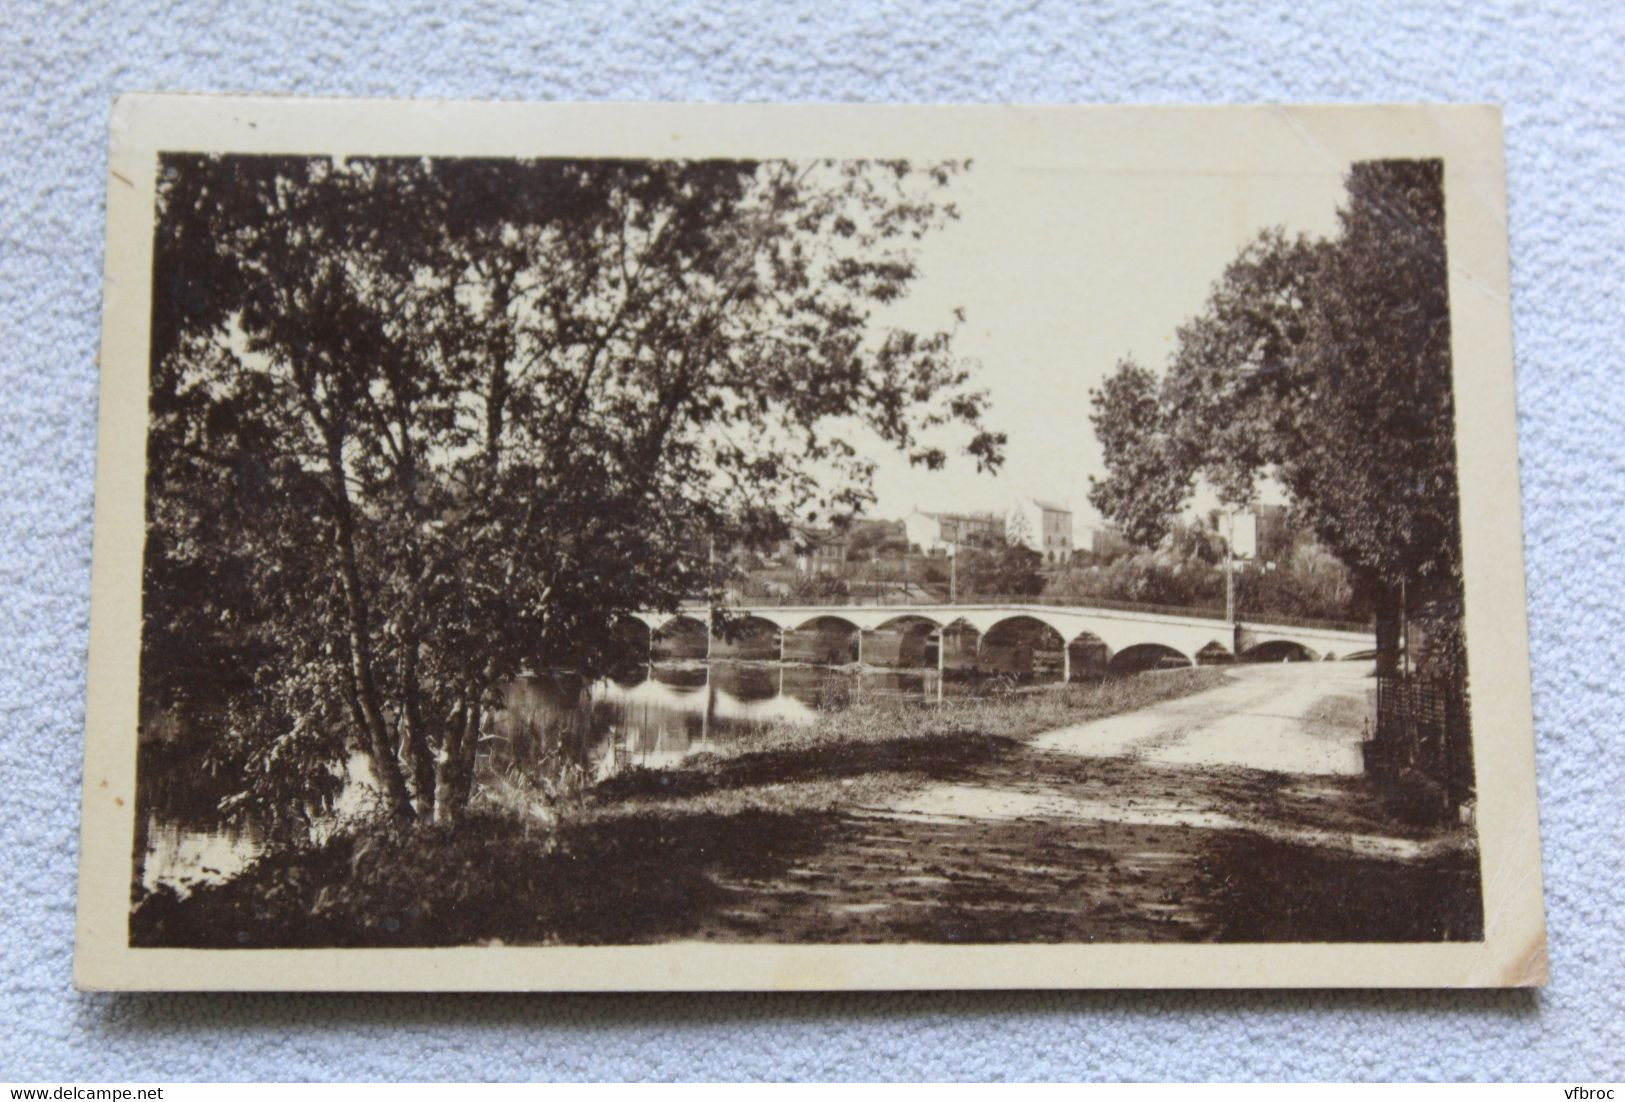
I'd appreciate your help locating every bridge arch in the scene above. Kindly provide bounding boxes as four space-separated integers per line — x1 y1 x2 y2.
788 612 864 634
1107 642 1194 674
782 614 863 665
709 613 785 660
715 608 791 633
650 612 708 635
873 613 946 633
852 614 944 669
1240 639 1319 663
980 614 1071 680
610 615 658 653
650 614 710 660
981 613 1071 643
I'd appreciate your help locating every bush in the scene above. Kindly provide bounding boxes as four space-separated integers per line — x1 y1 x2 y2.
1045 542 1367 622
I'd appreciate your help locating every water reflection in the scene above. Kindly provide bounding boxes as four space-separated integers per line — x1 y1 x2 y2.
501 662 990 775
137 816 264 896
135 751 380 897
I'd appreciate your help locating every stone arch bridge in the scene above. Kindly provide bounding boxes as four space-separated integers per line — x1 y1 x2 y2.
627 602 1374 679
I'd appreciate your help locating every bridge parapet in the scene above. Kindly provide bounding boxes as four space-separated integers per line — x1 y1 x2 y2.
703 593 1369 636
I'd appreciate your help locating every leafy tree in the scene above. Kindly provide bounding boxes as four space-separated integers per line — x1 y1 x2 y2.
846 520 909 559
144 155 1003 825
960 539 1046 598
1087 161 1462 676
1169 512 1227 565
1044 549 1222 610
1235 541 1366 624
1042 539 1363 624
787 574 851 602
1086 358 1193 548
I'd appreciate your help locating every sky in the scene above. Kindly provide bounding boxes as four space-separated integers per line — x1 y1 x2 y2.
850 156 1350 528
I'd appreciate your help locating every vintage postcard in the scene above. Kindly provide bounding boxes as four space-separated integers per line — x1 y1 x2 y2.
76 96 1545 990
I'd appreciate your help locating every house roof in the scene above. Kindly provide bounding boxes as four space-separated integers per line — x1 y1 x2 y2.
924 511 1002 524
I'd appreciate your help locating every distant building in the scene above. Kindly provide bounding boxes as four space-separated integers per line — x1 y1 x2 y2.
786 526 848 575
1166 504 1287 563
1007 499 1074 564
903 508 1004 554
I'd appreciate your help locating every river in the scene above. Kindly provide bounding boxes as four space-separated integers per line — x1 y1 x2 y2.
134 661 1040 896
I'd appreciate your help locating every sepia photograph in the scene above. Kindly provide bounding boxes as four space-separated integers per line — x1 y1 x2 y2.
74 98 1543 989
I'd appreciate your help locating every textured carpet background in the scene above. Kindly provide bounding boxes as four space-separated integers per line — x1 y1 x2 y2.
3 0 1622 1082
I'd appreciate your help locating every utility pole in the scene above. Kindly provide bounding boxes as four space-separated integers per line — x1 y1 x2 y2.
705 534 717 661
707 535 716 603
1218 510 1234 623
1221 506 1246 625
1221 508 1242 666
1224 551 1235 623
949 538 958 603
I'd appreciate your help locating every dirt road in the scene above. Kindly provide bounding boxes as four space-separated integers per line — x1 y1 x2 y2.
698 663 1484 943
1032 661 1371 774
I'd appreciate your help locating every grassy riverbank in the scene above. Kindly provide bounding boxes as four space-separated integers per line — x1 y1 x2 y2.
131 668 1230 947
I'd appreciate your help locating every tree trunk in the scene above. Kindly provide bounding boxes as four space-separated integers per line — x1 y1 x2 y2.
325 431 416 823
393 422 436 819
453 698 483 811
433 694 480 825
398 633 436 819
1372 580 1403 680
